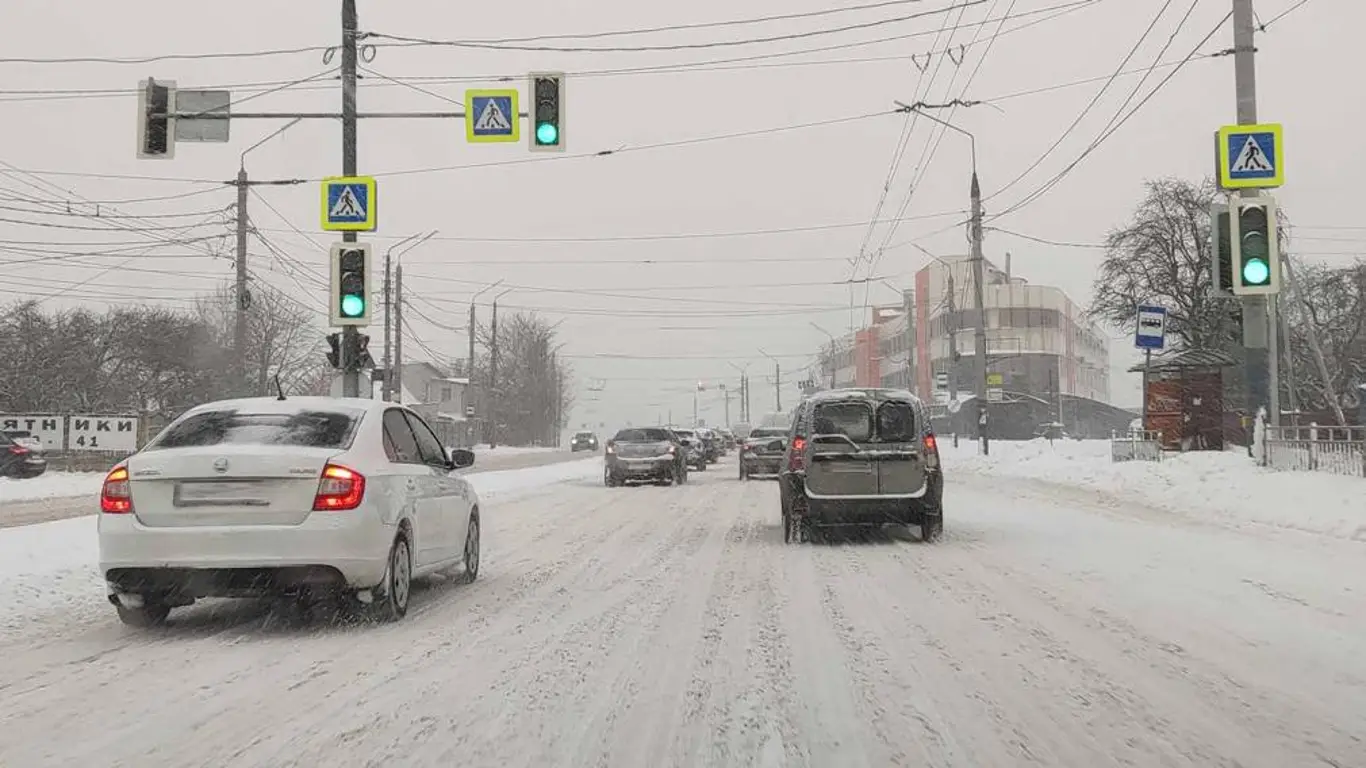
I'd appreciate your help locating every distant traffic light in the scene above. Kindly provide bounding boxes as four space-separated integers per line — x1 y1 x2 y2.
528 73 565 152
1209 203 1233 296
1230 196 1280 296
137 78 176 159
329 243 373 326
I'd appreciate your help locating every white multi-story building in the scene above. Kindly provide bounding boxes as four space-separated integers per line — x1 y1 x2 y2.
816 254 1110 407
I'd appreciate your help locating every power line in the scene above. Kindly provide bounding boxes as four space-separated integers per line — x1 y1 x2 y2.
0 44 336 66
1259 0 1316 30
366 1 990 53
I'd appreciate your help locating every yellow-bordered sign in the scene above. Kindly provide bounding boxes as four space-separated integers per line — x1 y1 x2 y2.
1217 123 1284 190
320 176 378 232
465 89 520 143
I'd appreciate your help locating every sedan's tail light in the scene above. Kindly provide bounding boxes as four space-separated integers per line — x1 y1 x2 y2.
605 442 616 454
313 463 366 511
100 465 133 514
8 445 28 456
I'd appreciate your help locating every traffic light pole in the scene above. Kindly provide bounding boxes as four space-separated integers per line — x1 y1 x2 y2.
339 0 361 398
1232 0 1276 428
233 167 249 397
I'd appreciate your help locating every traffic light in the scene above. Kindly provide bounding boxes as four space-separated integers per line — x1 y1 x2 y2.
1209 203 1233 296
1230 196 1281 295
528 72 565 152
354 334 375 369
325 333 342 369
136 77 176 159
329 242 373 327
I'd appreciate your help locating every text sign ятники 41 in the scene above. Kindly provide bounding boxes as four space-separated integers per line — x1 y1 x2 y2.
1134 305 1167 350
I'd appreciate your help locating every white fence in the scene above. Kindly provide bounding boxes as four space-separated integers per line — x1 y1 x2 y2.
1110 429 1163 463
1262 425 1366 479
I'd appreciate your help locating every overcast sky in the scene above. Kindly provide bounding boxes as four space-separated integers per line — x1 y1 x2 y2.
2 0 1357 429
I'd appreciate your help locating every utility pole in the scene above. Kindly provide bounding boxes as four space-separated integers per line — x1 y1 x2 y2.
382 249 392 401
945 271 961 448
744 374 751 422
970 171 990 455
339 0 361 397
901 289 915 392
489 296 500 449
1232 0 1273 429
774 362 782 412
723 384 731 427
233 167 249 396
393 262 404 403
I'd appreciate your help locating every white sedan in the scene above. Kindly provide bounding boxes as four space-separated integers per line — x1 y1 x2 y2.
97 396 481 627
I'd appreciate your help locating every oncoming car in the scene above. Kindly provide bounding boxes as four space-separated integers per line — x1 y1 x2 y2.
98 397 480 627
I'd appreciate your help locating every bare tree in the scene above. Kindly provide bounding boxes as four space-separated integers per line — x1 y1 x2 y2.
1089 177 1239 351
196 282 328 398
1282 260 1366 412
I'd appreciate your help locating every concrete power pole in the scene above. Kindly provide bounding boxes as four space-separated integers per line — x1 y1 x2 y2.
773 362 782 413
1232 0 1274 429
393 262 403 403
233 167 249 397
489 298 501 449
382 248 392 402
339 0 361 397
970 171 990 455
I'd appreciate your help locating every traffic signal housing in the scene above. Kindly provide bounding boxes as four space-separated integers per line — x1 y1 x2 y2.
1230 196 1281 296
528 72 565 152
137 77 176 159
329 243 373 327
1209 202 1233 296
325 333 342 369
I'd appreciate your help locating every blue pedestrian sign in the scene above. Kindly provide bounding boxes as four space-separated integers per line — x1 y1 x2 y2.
320 176 377 232
1134 305 1167 351
464 89 520 143
1217 123 1284 190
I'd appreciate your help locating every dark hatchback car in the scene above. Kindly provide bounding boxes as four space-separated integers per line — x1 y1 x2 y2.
604 427 688 487
0 431 48 479
739 426 789 480
570 431 599 452
778 388 943 544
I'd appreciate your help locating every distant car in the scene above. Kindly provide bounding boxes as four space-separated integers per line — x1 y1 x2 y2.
695 428 722 463
4 430 43 454
570 431 599 452
604 427 688 487
738 426 788 480
671 429 709 472
778 388 943 544
97 396 481 628
715 428 736 452
0 431 47 479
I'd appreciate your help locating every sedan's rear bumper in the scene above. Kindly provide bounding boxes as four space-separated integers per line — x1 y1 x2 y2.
607 456 675 480
742 456 783 475
98 506 394 597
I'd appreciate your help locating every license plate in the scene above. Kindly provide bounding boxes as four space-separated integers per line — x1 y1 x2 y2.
174 481 267 507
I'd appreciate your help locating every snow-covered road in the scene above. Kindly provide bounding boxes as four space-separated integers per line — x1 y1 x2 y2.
2 456 1363 767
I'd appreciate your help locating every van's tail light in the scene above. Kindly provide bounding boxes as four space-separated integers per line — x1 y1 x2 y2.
788 435 807 472
605 442 616 454
8 445 28 456
923 433 940 469
100 466 133 514
313 463 366 511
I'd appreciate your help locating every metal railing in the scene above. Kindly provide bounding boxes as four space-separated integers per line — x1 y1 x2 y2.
1262 425 1366 478
1111 429 1163 463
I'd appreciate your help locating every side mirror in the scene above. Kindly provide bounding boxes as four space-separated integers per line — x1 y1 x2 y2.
448 448 475 469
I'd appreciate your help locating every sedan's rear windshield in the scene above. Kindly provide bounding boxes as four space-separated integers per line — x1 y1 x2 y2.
614 428 672 442
147 409 361 450
748 427 787 439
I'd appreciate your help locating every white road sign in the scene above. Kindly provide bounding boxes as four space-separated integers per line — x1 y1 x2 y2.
0 414 66 451
68 415 139 453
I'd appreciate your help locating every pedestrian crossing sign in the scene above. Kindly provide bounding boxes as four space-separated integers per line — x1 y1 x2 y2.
465 89 520 143
321 176 378 231
1217 123 1284 190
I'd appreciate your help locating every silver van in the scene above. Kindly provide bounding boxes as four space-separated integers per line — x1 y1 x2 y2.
777 388 943 543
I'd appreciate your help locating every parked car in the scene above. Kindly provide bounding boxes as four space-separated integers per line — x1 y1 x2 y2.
97 396 480 627
778 388 943 544
4 430 43 453
604 427 688 487
738 426 789 480
1 431 48 479
671 428 709 472
570 431 599 452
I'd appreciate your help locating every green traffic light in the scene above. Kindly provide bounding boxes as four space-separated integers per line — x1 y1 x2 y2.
1242 258 1270 285
536 122 559 145
340 294 366 317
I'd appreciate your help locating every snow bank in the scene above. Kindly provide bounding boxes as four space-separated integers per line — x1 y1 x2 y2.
942 439 1366 540
470 444 560 456
0 472 105 504
0 457 602 630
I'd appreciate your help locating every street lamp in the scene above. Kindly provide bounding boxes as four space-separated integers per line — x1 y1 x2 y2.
895 101 988 454
488 287 514 449
383 231 437 401
758 348 783 412
809 322 839 389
